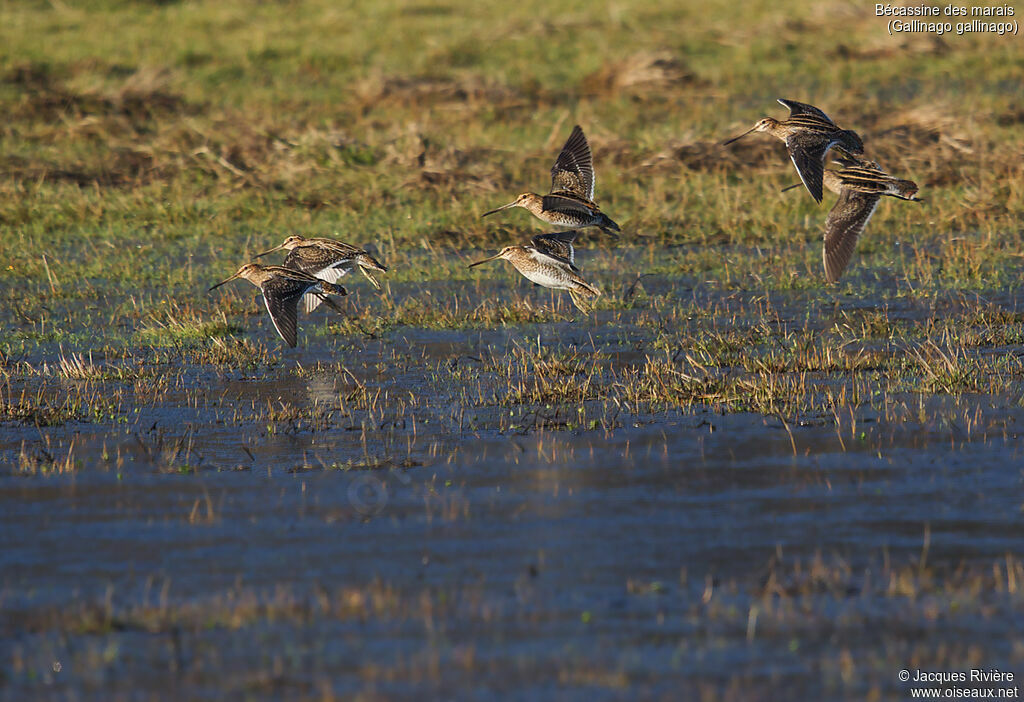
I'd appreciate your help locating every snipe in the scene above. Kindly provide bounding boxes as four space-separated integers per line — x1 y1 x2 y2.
483 125 620 237
256 235 387 313
468 231 601 313
208 263 347 347
784 154 921 283
725 99 865 203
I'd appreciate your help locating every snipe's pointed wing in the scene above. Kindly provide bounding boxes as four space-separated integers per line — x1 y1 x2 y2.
541 193 600 220
822 189 881 284
778 98 834 124
786 131 834 203
300 263 352 314
531 231 579 271
261 276 313 347
311 237 361 253
304 291 345 316
301 293 323 315
550 125 595 201
284 246 356 277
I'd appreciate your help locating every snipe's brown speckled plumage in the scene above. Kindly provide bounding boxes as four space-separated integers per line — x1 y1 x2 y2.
724 99 865 203
256 235 387 313
483 125 620 237
468 231 601 313
784 154 922 283
208 263 347 347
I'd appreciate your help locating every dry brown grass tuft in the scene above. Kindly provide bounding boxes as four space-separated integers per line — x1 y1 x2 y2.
668 138 782 174
54 349 103 380
861 103 984 185
8 63 193 126
828 34 952 61
352 72 522 111
581 50 704 98
379 129 504 192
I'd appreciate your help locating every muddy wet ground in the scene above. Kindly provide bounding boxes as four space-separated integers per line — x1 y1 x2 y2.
3 259 1024 701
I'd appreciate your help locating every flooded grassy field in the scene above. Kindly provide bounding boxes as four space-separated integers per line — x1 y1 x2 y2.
5 264 1024 700
3 0 1024 699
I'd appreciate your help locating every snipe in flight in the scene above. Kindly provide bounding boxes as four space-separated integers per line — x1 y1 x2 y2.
256 235 387 313
209 263 347 347
483 125 620 237
468 231 601 313
784 154 921 283
725 99 865 203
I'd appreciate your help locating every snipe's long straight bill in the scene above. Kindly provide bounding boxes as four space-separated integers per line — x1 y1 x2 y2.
468 253 502 268
255 243 287 258
722 127 757 146
208 273 241 292
481 202 517 218
360 269 383 289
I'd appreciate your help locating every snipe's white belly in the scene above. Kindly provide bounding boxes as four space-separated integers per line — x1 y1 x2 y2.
514 264 572 290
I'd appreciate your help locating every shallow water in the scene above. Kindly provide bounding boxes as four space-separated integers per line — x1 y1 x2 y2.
3 272 1024 700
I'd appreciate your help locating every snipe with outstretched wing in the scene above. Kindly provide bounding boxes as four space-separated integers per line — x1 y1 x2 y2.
208 263 347 347
784 155 921 283
256 235 387 313
724 98 865 203
483 125 620 237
